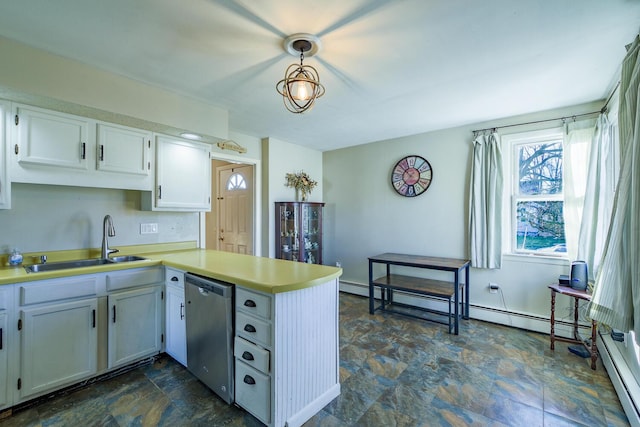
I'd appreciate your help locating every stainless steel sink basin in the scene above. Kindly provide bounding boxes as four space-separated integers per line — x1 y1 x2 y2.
25 258 113 273
24 255 147 273
109 255 147 263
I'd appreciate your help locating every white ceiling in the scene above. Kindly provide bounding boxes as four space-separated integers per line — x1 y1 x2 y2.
0 0 638 151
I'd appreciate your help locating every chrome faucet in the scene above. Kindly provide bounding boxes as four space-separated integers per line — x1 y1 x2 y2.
101 215 119 259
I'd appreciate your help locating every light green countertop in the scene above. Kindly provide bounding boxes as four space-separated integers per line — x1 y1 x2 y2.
0 244 342 294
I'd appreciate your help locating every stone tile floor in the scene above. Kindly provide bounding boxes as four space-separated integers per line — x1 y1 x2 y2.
0 292 629 426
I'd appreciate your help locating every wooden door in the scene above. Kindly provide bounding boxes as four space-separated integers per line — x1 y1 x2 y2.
217 165 254 254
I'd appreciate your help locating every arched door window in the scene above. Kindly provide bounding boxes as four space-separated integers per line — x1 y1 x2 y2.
226 173 247 191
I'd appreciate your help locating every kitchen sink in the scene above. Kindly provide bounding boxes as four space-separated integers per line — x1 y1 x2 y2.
108 255 147 263
25 258 114 273
24 255 147 273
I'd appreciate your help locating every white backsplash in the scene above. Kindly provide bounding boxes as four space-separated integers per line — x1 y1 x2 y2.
0 183 199 253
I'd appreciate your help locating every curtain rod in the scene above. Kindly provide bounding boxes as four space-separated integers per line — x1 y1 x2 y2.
472 81 621 134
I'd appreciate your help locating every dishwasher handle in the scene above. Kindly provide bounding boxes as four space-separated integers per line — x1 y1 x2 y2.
185 273 233 298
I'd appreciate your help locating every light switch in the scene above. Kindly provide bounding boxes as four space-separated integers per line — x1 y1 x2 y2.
140 223 158 234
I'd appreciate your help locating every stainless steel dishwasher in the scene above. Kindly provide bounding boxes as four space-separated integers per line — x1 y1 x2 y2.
185 273 234 404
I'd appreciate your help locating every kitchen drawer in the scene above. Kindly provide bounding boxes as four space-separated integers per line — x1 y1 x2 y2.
0 286 10 310
236 287 271 320
165 267 184 289
234 336 269 374
106 267 163 291
235 361 271 425
236 311 271 348
20 276 97 306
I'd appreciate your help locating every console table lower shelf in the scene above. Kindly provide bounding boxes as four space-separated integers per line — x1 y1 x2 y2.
371 274 463 334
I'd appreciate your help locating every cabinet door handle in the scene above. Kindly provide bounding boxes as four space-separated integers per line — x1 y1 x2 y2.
158 185 162 199
112 305 116 323
99 144 104 161
171 276 179 281
0 327 3 350
81 142 86 160
180 303 184 320
243 299 256 308
243 324 256 333
241 351 254 361
243 375 256 385
92 309 96 328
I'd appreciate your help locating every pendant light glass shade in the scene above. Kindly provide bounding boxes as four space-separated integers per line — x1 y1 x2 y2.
276 39 325 114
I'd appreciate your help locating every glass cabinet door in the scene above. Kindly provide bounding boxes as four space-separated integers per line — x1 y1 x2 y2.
276 202 298 261
302 204 322 264
275 202 324 264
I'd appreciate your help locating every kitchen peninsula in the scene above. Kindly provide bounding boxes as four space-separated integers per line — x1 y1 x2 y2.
0 243 342 427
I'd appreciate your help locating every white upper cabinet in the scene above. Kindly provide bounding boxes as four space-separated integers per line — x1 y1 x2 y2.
11 104 153 191
0 100 11 210
141 135 211 211
14 105 92 171
96 123 151 176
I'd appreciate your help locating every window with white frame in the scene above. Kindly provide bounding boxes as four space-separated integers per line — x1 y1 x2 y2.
503 128 567 256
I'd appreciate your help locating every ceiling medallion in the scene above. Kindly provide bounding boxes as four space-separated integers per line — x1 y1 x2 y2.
276 33 325 114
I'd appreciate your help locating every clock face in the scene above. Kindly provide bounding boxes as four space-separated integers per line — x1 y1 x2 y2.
391 155 432 197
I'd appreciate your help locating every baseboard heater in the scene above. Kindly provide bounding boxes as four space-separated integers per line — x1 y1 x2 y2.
598 332 640 427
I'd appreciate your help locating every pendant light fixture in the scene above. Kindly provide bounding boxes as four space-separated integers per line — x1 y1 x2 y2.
276 34 325 114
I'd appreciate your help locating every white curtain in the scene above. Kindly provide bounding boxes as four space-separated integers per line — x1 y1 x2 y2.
589 35 640 344
469 132 503 269
576 113 618 280
563 120 595 260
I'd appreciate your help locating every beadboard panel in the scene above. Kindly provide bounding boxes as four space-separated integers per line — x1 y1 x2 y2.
272 278 340 427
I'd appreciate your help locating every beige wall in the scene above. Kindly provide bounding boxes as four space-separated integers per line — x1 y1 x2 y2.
261 137 323 258
323 100 604 333
0 36 228 140
0 184 199 254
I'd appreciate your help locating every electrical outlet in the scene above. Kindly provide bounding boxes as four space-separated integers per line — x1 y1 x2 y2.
140 223 158 234
489 282 499 294
336 261 342 268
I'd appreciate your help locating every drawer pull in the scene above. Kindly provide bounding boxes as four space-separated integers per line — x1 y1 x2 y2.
244 324 256 333
244 299 256 308
242 351 254 361
171 276 179 282
243 375 256 385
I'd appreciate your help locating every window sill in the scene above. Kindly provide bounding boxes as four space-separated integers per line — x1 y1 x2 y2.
503 252 569 266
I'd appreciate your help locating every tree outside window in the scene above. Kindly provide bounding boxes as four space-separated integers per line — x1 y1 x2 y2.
514 139 567 254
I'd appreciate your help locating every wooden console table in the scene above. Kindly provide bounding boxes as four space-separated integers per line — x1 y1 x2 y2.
368 253 470 334
549 284 597 370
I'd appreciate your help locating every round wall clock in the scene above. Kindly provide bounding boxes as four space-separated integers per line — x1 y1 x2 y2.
391 155 432 197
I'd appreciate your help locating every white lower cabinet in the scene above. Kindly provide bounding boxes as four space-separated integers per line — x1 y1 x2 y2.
0 267 165 412
234 281 340 427
0 311 8 409
19 298 98 399
107 285 163 369
165 268 186 366
235 359 271 423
